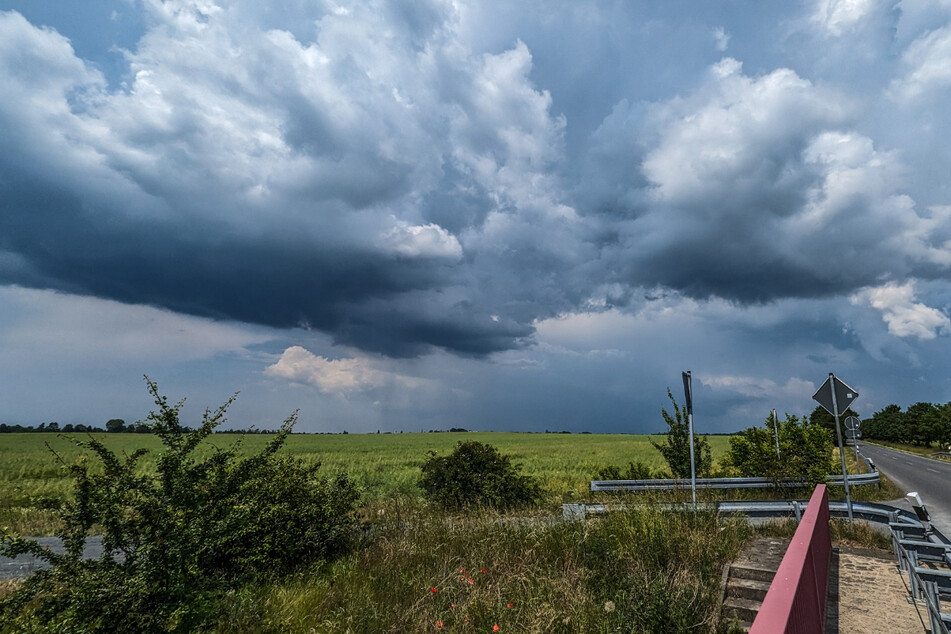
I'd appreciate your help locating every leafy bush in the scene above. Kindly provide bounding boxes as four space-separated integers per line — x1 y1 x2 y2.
418 441 542 511
0 379 359 633
720 413 835 486
650 389 713 478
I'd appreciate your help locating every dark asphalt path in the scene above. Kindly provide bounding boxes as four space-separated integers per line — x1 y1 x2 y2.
859 442 951 534
0 536 104 580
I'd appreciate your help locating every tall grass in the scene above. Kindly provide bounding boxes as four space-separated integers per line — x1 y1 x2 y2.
213 505 752 633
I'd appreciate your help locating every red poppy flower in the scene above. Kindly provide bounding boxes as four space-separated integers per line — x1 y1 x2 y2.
451 604 456 609
493 625 500 632
436 621 443 629
506 603 514 608
430 588 438 593
480 568 487 574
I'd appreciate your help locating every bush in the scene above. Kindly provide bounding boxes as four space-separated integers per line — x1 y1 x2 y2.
720 413 835 487
0 379 359 633
418 441 542 511
650 389 713 478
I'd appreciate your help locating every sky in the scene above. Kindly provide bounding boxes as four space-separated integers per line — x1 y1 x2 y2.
2 0 951 433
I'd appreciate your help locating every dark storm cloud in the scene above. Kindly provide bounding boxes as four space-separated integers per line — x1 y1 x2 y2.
2 1 951 362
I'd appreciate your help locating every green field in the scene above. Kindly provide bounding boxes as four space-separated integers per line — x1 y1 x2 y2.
0 432 732 534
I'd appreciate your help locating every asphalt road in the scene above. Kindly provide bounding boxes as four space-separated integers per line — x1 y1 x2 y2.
859 442 951 534
0 536 104 580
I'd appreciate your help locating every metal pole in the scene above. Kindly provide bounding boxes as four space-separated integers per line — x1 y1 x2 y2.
829 373 854 523
772 408 781 461
684 371 697 507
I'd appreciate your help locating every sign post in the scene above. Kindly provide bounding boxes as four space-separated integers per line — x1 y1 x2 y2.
772 408 781 461
813 373 858 522
682 371 697 507
845 416 861 465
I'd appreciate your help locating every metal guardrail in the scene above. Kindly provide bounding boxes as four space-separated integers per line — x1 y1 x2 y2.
562 499 925 526
591 446 880 492
893 526 951 634
590 471 879 491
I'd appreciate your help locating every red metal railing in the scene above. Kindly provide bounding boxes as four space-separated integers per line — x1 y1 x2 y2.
749 484 831 634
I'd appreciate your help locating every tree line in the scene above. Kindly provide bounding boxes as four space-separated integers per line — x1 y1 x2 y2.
859 401 951 448
0 419 278 434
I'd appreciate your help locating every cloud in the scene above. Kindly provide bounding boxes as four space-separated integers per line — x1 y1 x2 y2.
0 286 273 363
587 57 951 304
855 281 951 339
713 27 730 51
699 374 815 401
810 0 881 36
264 345 430 394
0 5 572 358
889 25 951 102
3 1 951 373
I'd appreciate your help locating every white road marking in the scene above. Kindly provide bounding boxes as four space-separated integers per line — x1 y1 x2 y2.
928 468 940 473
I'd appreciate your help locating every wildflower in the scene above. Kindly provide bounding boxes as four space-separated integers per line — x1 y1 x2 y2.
604 600 615 612
460 567 465 572
493 625 500 632
431 588 438 593
506 603 514 608
480 568 487 573
451 604 456 609
467 578 474 584
436 621 443 629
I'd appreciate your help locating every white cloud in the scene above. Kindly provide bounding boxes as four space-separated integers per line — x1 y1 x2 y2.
713 27 730 51
699 374 815 400
641 58 850 206
265 345 430 394
855 281 950 339
889 25 951 102
811 0 881 36
380 223 463 259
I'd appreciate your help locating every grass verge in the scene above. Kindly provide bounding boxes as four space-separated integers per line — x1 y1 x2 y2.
212 505 752 633
755 517 892 551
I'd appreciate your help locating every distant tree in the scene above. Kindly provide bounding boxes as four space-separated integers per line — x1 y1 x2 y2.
650 389 712 478
809 406 860 435
105 419 126 433
863 404 903 442
905 402 938 446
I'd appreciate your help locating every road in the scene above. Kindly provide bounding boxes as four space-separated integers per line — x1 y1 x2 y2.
0 536 104 580
859 442 951 534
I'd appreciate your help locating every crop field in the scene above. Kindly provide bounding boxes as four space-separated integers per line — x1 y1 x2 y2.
0 431 732 535
1 432 897 631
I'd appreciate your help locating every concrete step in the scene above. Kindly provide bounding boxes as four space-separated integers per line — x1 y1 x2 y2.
723 596 761 624
729 564 777 584
726 577 771 603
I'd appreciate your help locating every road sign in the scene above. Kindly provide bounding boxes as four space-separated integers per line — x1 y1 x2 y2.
813 375 859 417
813 373 859 523
844 416 860 431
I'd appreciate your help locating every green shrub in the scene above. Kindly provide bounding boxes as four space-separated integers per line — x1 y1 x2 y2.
0 379 359 633
720 413 835 486
418 441 542 511
650 389 713 478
